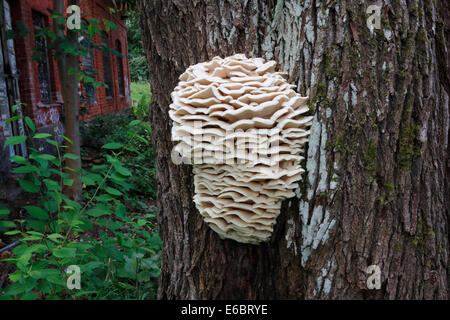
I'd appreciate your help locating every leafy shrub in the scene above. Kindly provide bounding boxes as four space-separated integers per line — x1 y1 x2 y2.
0 113 160 300
129 56 149 83
80 111 156 202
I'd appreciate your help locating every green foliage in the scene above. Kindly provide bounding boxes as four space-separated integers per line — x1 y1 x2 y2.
126 13 148 82
131 82 151 118
1 115 160 300
1 8 159 301
80 111 156 203
129 56 149 82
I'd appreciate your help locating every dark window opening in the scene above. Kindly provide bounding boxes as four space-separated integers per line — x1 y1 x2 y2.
81 25 97 104
101 32 113 99
32 10 52 104
116 39 125 97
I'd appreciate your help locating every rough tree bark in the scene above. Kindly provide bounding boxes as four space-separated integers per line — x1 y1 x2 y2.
138 0 449 299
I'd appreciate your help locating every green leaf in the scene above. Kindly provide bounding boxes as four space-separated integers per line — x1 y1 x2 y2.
10 155 28 164
24 206 49 220
0 221 16 230
4 30 16 40
0 208 10 217
105 186 122 196
27 231 43 237
47 275 65 286
136 219 147 227
11 104 19 113
86 205 111 217
95 194 114 202
14 243 45 258
64 153 79 160
16 20 30 37
24 117 36 132
43 179 60 192
4 230 21 235
52 247 76 258
134 133 149 145
31 50 42 61
88 25 95 38
44 200 58 214
115 204 127 220
105 154 118 164
129 119 141 127
20 292 39 300
37 154 56 161
22 234 42 241
18 179 39 193
102 142 123 150
111 172 126 182
93 81 102 89
4 282 25 296
33 133 52 139
49 220 61 233
102 18 116 32
5 115 20 125
80 261 103 272
12 165 38 174
63 179 74 186
80 176 95 186
59 135 73 145
47 233 64 242
26 220 46 232
4 136 27 147
45 138 59 147
114 165 131 176
47 30 56 40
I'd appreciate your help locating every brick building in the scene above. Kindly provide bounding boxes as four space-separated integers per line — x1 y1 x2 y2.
0 0 131 184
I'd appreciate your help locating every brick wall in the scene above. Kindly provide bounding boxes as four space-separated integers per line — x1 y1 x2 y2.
8 0 131 131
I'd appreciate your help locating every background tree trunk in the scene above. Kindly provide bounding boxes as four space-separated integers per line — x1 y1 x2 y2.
54 0 82 201
138 0 449 299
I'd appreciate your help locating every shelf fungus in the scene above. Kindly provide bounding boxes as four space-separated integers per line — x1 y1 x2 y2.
169 54 313 244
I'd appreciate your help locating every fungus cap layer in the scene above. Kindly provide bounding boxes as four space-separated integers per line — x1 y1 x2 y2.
170 54 312 244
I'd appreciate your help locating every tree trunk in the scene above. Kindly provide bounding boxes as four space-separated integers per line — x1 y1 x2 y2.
138 0 449 299
54 0 82 201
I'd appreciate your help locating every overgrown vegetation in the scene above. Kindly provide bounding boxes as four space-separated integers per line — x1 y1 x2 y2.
127 12 151 120
0 108 159 300
0 4 159 300
80 110 156 202
127 13 148 82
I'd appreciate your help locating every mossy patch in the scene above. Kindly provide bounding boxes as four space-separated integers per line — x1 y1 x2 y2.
398 123 421 171
324 52 339 80
384 182 394 192
362 141 377 176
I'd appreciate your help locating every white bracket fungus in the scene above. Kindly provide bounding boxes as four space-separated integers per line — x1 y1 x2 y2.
170 54 312 244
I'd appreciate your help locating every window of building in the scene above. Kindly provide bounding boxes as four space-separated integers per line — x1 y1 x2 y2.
115 39 125 97
1 0 27 157
81 24 97 103
101 32 113 99
32 10 52 104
